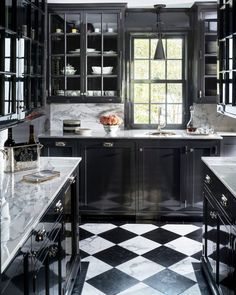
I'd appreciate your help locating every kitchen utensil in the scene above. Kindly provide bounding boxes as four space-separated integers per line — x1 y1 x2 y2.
63 120 81 133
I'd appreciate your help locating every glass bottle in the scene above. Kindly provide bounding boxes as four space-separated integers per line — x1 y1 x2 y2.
28 125 36 144
186 106 197 133
4 128 15 147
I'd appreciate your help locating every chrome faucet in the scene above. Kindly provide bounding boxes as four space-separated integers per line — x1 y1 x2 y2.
157 106 166 132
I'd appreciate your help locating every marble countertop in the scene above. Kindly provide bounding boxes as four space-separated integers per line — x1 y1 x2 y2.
0 157 81 273
39 129 222 140
202 157 236 198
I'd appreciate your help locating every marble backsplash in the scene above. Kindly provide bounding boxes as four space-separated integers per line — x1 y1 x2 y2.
49 103 125 131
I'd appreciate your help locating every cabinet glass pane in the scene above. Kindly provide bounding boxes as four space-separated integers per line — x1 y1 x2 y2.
67 78 80 95
50 14 65 34
103 14 118 33
52 78 65 96
51 35 64 55
87 77 101 94
103 35 117 53
103 77 117 95
0 74 15 116
17 0 30 38
67 35 80 54
66 14 81 34
51 56 64 76
86 13 101 33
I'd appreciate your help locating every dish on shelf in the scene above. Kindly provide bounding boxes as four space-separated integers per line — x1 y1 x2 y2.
206 41 217 54
57 90 65 96
87 48 96 52
103 50 116 54
205 64 216 75
92 66 113 74
104 90 115 96
87 50 100 54
61 69 77 75
65 90 80 96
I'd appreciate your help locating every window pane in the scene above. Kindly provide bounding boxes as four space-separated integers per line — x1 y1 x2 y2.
134 60 149 79
134 83 149 103
134 39 149 59
167 60 182 79
167 84 182 103
151 60 165 79
134 104 149 124
167 104 182 124
167 39 182 59
151 39 166 59
151 104 166 124
151 84 165 103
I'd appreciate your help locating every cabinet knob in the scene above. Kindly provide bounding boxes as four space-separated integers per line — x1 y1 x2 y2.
139 148 143 152
210 211 217 219
221 194 228 207
103 142 114 147
54 200 63 213
35 228 47 242
68 176 75 184
189 148 194 153
55 141 66 147
205 174 211 184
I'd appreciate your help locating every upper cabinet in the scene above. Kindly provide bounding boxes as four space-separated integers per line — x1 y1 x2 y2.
0 0 47 127
48 4 126 103
191 3 218 104
217 0 236 117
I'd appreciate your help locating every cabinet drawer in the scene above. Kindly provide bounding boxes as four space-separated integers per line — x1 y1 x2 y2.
204 168 236 222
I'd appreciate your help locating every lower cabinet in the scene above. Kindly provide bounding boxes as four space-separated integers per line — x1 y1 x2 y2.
221 136 236 157
1 174 80 295
40 136 220 218
79 140 136 215
202 167 236 295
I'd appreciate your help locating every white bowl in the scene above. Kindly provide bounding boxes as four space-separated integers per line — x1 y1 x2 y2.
75 128 92 136
92 66 113 74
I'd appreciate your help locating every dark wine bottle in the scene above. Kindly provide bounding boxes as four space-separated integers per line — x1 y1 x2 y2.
28 124 36 144
4 128 15 147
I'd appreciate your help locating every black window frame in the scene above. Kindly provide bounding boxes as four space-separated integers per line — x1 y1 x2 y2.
127 32 188 129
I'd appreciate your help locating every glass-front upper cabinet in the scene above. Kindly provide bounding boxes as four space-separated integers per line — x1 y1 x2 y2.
48 4 126 103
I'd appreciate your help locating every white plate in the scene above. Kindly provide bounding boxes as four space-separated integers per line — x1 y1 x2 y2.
92 71 112 75
87 50 100 54
103 51 116 54
87 48 96 52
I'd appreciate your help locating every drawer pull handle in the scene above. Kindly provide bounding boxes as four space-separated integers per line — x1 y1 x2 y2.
49 245 58 258
54 200 63 213
210 211 217 219
103 142 114 147
55 141 66 147
221 194 228 207
35 228 47 242
205 174 211 184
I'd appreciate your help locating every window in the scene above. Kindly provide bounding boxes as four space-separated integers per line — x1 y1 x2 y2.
129 34 186 128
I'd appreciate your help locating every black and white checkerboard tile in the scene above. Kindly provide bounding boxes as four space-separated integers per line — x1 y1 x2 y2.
73 223 210 295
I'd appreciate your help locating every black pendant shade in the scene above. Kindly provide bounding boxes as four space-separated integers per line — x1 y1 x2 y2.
154 37 165 60
154 4 166 60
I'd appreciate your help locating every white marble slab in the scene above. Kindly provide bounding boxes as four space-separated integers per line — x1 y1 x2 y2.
202 157 236 199
0 156 81 273
39 129 222 140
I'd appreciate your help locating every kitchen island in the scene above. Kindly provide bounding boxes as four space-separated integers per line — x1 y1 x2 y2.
201 157 236 295
1 157 81 294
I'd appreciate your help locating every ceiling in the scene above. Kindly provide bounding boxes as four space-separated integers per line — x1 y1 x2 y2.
48 0 217 8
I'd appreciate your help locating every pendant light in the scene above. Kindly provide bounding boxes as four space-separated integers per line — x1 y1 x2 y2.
154 4 166 60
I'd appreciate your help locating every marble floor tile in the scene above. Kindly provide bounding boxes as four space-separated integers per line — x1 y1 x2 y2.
166 237 202 256
120 224 158 235
169 257 199 282
81 256 113 280
119 236 161 255
161 224 200 236
80 236 115 255
81 282 106 295
180 283 202 295
116 256 165 281
80 223 117 235
142 228 181 244
116 282 165 295
99 227 137 244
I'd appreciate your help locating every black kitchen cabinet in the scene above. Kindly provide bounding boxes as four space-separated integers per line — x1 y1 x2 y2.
137 141 183 216
191 3 218 103
217 0 236 117
40 138 77 157
79 140 136 215
40 136 220 219
221 136 236 157
202 166 236 295
182 140 219 212
0 0 47 127
48 3 126 103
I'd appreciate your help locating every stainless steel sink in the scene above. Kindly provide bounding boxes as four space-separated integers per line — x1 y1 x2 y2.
147 131 176 136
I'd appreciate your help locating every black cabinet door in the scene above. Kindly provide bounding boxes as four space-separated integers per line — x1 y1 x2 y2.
40 139 77 157
221 137 236 157
183 141 219 211
79 140 135 213
137 141 182 214
203 190 218 283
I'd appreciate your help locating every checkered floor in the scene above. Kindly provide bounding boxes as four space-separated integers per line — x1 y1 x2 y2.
73 223 210 295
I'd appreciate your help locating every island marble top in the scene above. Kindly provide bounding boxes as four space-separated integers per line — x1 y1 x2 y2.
39 129 222 140
202 157 236 199
0 157 81 273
